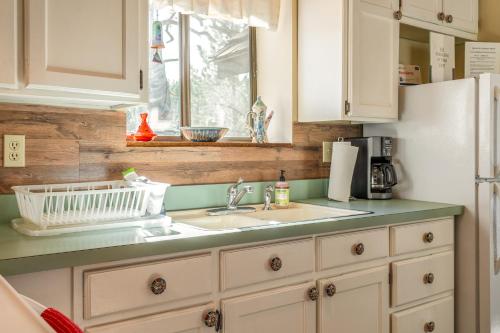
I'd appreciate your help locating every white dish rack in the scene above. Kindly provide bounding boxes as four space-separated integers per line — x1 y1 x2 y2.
12 180 170 236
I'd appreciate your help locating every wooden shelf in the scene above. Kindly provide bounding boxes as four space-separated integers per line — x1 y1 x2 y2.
126 141 294 148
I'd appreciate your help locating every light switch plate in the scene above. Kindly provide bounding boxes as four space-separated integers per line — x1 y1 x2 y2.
4 135 25 168
322 141 333 163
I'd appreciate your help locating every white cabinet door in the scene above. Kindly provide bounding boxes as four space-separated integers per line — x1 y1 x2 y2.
25 0 146 98
347 0 399 121
0 0 21 88
401 0 442 24
297 0 347 122
86 304 215 333
442 0 478 33
222 283 316 333
318 266 389 333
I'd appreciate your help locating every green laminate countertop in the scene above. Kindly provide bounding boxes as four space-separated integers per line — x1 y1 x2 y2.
0 198 463 276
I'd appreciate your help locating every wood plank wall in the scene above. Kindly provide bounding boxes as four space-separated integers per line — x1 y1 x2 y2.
0 103 362 193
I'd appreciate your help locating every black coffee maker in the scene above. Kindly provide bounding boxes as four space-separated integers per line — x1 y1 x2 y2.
346 137 397 199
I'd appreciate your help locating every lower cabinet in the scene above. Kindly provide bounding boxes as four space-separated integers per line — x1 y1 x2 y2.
221 282 317 333
392 296 454 333
67 218 454 333
391 251 454 307
85 304 215 333
317 266 389 333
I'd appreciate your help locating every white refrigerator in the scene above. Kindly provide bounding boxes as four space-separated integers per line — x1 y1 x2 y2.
365 74 500 333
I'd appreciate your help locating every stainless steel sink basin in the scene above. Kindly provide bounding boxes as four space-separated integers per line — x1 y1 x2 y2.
169 203 370 231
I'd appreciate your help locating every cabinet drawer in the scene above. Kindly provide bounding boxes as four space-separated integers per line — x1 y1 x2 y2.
86 304 214 333
392 296 454 333
390 218 454 256
317 228 388 271
220 239 314 291
84 254 212 319
391 251 454 307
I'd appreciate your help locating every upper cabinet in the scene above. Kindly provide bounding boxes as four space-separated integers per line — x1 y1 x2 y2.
298 0 399 123
25 0 144 98
0 0 21 89
0 0 148 107
400 0 478 37
348 0 399 120
442 0 477 33
400 0 442 25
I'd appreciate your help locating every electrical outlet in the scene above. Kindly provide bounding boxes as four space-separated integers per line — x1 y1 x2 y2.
4 135 25 167
322 141 333 163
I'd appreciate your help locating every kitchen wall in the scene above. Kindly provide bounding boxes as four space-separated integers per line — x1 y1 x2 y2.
478 0 500 42
399 25 465 84
399 0 500 83
0 103 361 194
257 0 295 142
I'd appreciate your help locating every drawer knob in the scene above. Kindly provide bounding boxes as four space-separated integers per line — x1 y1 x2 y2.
424 321 436 332
204 310 220 328
393 10 402 20
445 14 453 23
353 243 365 256
325 283 337 297
437 12 445 21
424 273 435 284
270 257 283 271
308 287 320 301
424 232 434 243
150 277 167 295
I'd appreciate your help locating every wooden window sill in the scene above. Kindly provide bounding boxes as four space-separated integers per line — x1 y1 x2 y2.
126 141 294 148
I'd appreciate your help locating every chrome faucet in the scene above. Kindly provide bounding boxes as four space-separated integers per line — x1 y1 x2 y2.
227 178 254 209
207 178 257 216
263 185 274 210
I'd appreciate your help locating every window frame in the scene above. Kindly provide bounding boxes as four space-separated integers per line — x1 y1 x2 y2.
153 14 258 142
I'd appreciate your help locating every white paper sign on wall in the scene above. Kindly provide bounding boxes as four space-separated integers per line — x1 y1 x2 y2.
430 32 455 82
465 42 500 78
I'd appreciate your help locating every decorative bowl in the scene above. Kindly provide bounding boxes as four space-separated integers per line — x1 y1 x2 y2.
181 127 229 142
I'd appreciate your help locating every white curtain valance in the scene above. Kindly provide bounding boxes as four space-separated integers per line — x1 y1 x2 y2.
158 0 281 30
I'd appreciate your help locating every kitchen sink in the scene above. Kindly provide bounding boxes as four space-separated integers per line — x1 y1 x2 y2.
249 203 369 222
169 203 371 231
170 214 264 231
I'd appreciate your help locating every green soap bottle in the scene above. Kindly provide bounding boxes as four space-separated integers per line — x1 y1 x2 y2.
275 170 290 208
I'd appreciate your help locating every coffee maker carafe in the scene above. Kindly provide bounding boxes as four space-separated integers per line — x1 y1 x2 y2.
346 137 397 199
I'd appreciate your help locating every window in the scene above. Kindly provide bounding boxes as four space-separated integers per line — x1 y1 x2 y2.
127 5 256 140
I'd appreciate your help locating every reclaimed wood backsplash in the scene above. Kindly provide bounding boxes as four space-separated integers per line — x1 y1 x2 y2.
0 103 362 193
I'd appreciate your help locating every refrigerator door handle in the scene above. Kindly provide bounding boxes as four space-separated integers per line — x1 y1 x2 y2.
476 176 500 183
477 95 500 185
493 185 500 274
492 91 500 274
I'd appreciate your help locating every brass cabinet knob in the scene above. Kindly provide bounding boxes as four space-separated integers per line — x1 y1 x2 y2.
204 310 219 328
353 243 365 255
424 273 435 284
150 277 167 295
445 14 453 23
308 287 320 301
393 10 403 20
270 257 283 271
437 12 446 21
424 321 436 332
325 283 337 297
424 232 434 243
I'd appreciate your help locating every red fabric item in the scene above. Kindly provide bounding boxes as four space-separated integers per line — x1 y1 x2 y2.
40 308 83 333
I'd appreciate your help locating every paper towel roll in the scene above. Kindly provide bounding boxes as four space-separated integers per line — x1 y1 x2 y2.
328 141 359 202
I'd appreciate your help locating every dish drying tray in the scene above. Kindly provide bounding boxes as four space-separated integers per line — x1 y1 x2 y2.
11 180 170 236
